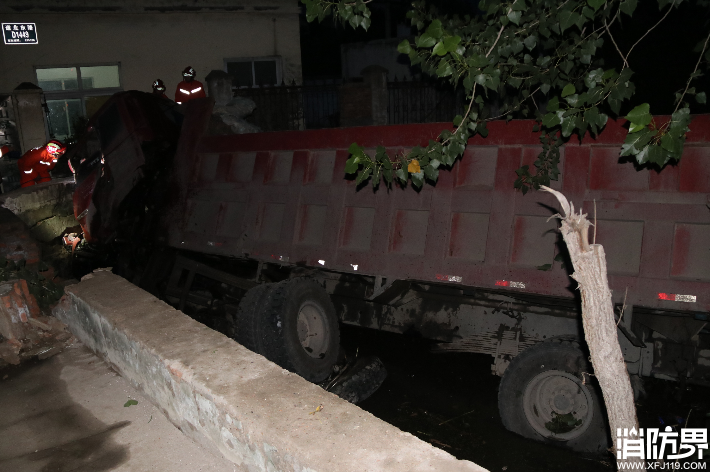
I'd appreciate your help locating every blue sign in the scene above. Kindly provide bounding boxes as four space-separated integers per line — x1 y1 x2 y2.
2 23 38 45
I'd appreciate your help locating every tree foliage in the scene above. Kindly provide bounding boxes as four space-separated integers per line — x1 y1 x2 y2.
303 0 710 193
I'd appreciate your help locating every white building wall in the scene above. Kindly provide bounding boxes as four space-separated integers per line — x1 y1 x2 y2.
0 5 302 97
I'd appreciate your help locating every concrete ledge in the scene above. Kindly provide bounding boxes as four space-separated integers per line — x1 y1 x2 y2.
53 270 487 472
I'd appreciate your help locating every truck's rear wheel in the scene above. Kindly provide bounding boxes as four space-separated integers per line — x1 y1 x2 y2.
234 279 339 383
498 339 610 454
232 283 272 352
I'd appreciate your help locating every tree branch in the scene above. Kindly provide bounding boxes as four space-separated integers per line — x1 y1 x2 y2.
674 29 710 113
487 19 507 57
626 0 676 62
604 18 627 69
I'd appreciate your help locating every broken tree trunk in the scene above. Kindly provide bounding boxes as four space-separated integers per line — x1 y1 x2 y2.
541 186 643 472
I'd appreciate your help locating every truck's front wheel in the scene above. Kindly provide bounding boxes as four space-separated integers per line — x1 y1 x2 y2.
497 339 610 454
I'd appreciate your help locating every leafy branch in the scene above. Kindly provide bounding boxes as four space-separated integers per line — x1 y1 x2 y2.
302 0 710 190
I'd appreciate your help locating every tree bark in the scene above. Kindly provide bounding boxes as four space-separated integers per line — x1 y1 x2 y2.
541 186 644 472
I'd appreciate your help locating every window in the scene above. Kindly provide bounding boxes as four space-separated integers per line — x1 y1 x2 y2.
35 64 122 140
224 57 281 88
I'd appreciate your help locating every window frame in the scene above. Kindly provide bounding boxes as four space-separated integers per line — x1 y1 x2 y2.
223 56 282 89
34 62 123 139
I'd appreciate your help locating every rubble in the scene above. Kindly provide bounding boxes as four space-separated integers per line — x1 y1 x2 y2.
205 70 261 134
0 178 77 242
0 282 75 368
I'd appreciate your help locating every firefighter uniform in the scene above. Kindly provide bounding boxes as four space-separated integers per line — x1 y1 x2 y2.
152 79 170 100
174 66 206 104
17 141 65 188
175 79 206 104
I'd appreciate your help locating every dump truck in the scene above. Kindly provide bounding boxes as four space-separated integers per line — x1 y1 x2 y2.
66 91 710 454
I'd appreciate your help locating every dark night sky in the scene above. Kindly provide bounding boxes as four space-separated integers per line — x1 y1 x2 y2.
299 0 710 116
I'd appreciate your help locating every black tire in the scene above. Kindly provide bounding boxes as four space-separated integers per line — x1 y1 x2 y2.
329 356 387 404
233 283 273 352
234 278 340 383
498 339 610 454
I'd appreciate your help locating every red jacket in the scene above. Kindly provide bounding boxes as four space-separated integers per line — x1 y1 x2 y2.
175 80 206 104
18 146 56 187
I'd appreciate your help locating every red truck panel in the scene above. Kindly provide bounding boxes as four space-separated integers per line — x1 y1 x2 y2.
165 101 710 313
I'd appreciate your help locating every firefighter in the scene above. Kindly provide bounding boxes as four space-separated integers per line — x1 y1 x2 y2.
152 79 169 99
174 66 206 104
17 140 66 188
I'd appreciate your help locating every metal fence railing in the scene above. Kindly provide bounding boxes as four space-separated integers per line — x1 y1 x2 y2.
234 78 465 132
235 80 340 132
387 77 466 125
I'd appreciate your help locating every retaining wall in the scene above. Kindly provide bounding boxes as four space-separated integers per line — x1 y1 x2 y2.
53 269 487 472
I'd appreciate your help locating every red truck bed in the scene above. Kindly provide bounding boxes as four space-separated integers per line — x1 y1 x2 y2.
164 100 710 314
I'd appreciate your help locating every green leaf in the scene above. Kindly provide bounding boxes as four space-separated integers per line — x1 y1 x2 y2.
620 0 638 16
410 171 424 188
559 11 581 32
660 133 682 156
397 40 412 54
628 122 646 133
561 116 576 137
542 112 561 128
436 60 453 77
345 157 359 174
395 168 407 183
443 35 461 52
425 19 443 39
423 164 440 182
416 33 436 48
463 75 474 92
468 54 489 68
608 97 622 115
602 68 617 80
478 123 489 138
540 83 551 95
561 83 576 97
621 128 656 157
583 107 599 127
348 142 363 156
124 399 138 407
565 94 580 107
433 41 447 56
524 35 537 50
537 263 552 271
355 167 372 185
646 144 666 166
585 68 604 89
625 103 652 126
547 96 560 112
508 10 522 25
512 0 527 11
697 92 707 104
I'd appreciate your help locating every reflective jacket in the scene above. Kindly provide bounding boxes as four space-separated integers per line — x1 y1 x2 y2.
18 146 56 187
175 80 206 104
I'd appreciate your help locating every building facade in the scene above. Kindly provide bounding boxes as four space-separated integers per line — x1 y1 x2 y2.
0 0 302 141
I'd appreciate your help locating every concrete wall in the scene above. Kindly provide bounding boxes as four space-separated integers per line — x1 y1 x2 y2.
0 1 302 96
53 270 487 472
